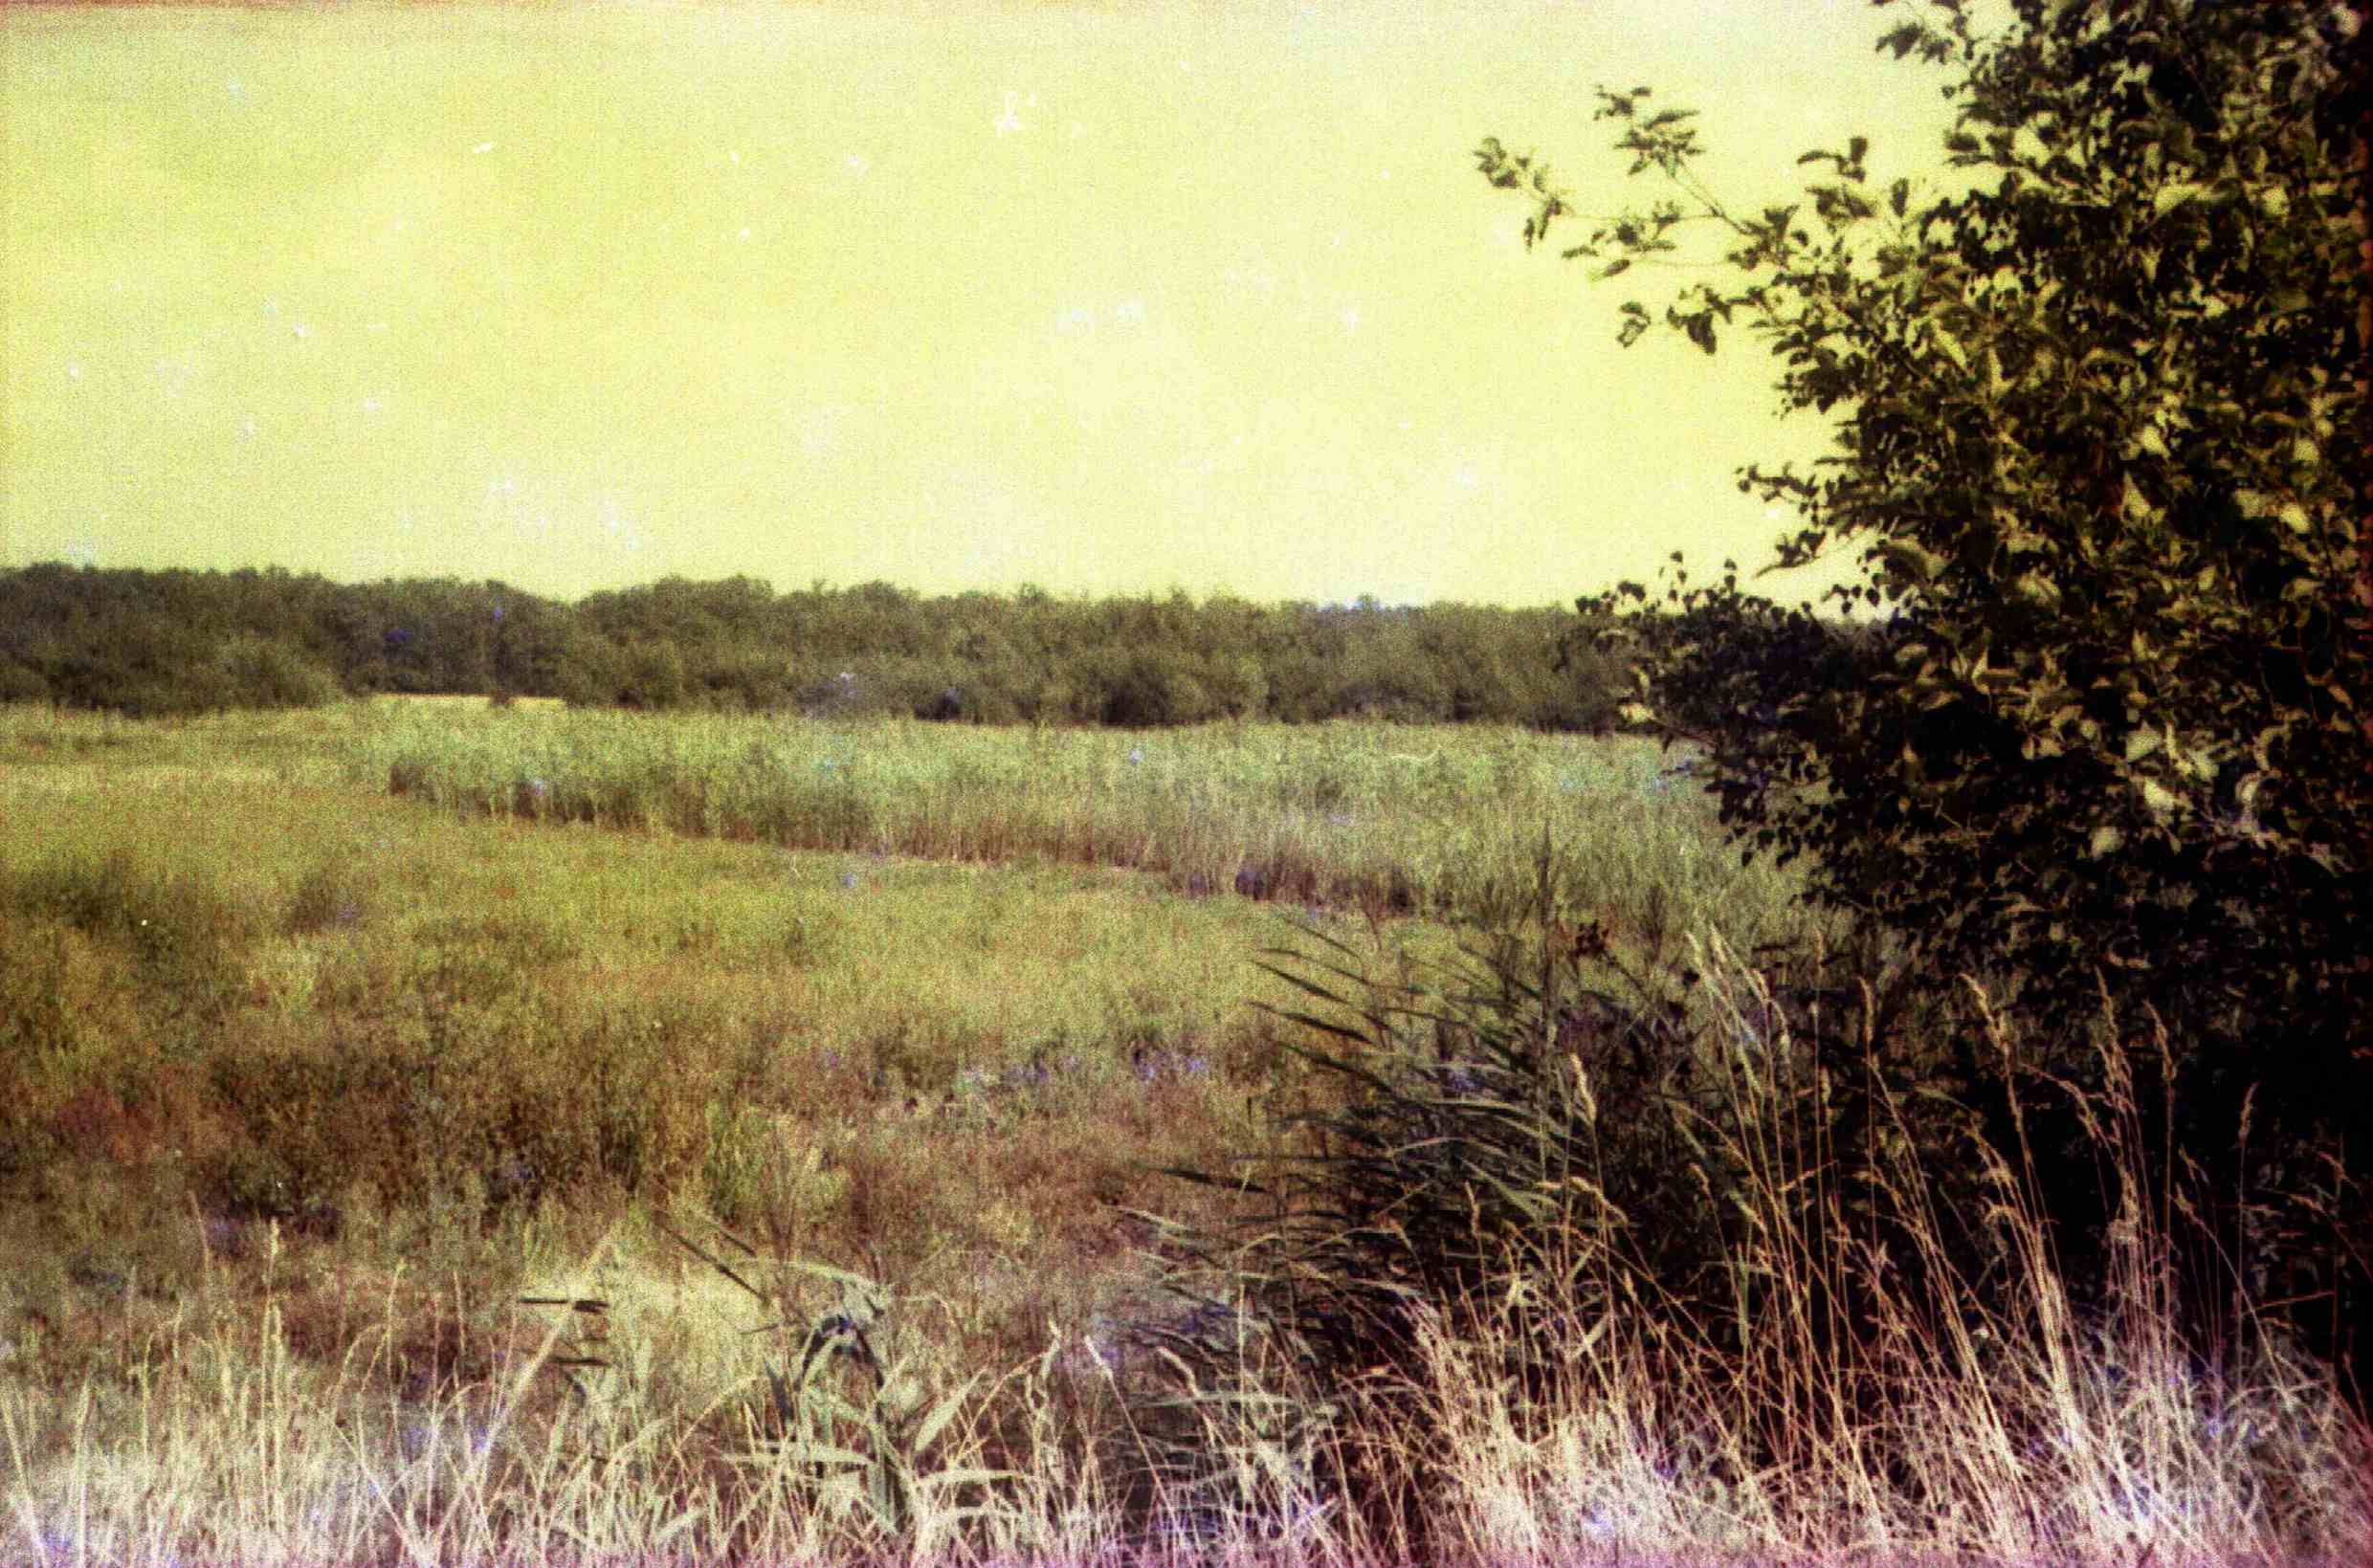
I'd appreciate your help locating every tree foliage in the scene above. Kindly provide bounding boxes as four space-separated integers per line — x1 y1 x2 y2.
1479 0 2369 1377
0 564 1622 730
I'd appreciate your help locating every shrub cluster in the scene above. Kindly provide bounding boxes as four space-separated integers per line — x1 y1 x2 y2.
1 565 1647 729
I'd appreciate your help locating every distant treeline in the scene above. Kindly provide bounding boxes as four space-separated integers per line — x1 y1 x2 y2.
0 563 1651 729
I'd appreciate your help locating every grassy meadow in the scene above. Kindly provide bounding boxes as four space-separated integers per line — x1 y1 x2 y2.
1 700 2367 1566
352 702 1799 943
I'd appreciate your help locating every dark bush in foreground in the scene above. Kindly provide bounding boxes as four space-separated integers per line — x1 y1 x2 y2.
1128 869 2333 1558
1484 0 2371 1389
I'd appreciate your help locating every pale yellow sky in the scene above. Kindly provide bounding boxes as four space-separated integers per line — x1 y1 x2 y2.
3 0 1976 607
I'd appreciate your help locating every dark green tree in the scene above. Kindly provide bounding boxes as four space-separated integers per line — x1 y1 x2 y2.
1479 0 2369 1381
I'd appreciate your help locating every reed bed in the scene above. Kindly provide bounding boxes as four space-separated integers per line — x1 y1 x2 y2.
355 707 1807 953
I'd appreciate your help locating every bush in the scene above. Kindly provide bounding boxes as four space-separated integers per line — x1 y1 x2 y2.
1483 0 2370 1387
1128 859 1964 1554
0 662 50 706
615 642 687 710
1093 650 1215 727
215 632 345 708
1127 854 2332 1559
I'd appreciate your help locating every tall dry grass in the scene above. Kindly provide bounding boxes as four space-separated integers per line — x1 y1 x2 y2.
7 934 2365 1567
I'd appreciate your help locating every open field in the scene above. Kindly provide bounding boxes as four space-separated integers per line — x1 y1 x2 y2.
2 702 2367 1566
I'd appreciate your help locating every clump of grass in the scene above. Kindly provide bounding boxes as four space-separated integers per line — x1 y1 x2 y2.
1116 865 2373 1565
577 1226 1027 1554
283 859 376 936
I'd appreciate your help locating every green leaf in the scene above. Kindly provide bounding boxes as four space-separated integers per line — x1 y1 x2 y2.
1876 23 1923 60
1879 539 1945 584
905 1370 986 1465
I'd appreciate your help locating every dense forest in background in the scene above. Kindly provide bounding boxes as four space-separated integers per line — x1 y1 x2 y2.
0 562 1689 729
